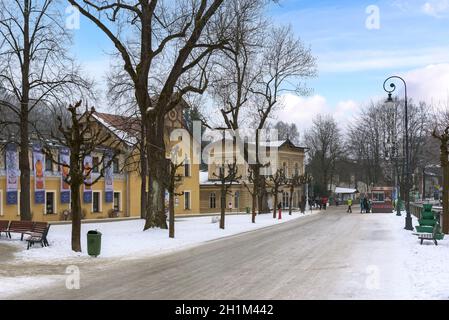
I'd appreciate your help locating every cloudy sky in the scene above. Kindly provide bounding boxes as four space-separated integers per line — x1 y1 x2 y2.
70 0 449 134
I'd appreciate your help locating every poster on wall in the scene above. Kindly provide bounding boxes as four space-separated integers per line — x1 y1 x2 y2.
33 145 45 204
83 155 93 203
5 144 18 205
60 148 71 204
104 152 113 203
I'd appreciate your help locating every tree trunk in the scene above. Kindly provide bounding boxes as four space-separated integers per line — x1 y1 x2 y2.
144 116 167 230
289 185 294 215
19 111 32 221
71 182 82 252
220 186 226 229
273 192 278 219
442 164 449 234
140 121 147 219
252 193 257 223
19 0 31 221
441 139 449 234
169 190 175 238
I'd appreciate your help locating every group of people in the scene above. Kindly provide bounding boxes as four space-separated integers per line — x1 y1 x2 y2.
306 195 372 214
360 196 371 213
310 196 328 210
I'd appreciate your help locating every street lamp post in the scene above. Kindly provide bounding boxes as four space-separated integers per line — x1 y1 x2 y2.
383 76 413 230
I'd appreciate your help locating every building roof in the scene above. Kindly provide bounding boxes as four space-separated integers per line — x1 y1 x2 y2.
92 112 140 146
335 187 358 194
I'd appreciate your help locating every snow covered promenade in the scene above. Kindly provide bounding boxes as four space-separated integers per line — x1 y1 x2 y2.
2 208 449 299
6 211 312 263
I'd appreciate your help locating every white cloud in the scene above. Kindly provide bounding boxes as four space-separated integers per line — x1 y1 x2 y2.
276 94 360 134
319 47 449 73
402 63 449 106
422 0 449 17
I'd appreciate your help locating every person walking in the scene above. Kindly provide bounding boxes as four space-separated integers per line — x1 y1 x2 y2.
277 202 282 220
364 197 370 213
347 198 353 213
360 197 365 213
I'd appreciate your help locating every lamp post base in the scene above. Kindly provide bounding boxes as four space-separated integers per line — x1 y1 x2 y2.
404 215 413 231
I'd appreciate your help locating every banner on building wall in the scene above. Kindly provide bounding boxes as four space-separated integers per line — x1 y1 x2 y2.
83 155 93 203
60 148 71 204
33 145 45 204
5 144 18 205
104 152 113 203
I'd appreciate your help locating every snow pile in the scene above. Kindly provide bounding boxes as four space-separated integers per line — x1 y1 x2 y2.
400 215 449 299
11 211 313 263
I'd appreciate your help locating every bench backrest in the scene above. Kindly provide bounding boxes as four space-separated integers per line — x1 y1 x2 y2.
32 222 48 234
0 220 9 229
8 221 33 232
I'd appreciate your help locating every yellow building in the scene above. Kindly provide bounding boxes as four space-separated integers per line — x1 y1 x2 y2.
0 108 200 222
199 139 307 214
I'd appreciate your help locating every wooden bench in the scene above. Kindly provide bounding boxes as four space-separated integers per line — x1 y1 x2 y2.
7 221 34 240
0 220 10 237
26 224 50 250
413 222 444 246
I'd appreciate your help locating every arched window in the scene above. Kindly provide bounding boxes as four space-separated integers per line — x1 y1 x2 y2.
282 191 289 209
234 191 240 209
209 192 216 209
295 163 299 176
184 158 190 177
282 162 288 178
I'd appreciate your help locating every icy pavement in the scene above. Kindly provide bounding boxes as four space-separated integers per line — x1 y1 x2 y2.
2 209 449 300
7 211 313 264
331 212 449 299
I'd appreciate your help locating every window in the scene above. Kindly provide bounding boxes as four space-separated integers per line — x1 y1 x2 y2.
0 190 3 216
282 191 289 209
45 157 53 172
113 192 121 211
17 191 20 216
113 158 120 174
45 191 56 214
372 192 385 202
184 159 190 177
234 191 240 209
283 162 288 177
209 193 216 209
92 156 99 173
92 191 101 213
184 191 191 210
295 163 299 176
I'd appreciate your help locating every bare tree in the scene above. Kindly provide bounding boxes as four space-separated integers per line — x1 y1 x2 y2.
42 101 120 252
210 13 317 222
432 126 449 234
213 160 241 229
268 168 285 219
166 147 185 238
0 0 91 221
304 114 344 196
273 121 300 145
69 0 232 230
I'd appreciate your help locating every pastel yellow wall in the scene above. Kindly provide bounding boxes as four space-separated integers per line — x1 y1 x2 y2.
0 174 140 222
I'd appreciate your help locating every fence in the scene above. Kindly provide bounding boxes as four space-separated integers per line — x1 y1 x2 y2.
410 202 443 225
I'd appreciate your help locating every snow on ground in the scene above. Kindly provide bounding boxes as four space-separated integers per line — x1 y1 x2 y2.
0 276 63 299
399 215 449 299
342 211 449 300
8 211 313 263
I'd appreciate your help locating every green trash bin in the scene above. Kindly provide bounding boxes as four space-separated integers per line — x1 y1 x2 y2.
246 207 250 214
87 230 102 257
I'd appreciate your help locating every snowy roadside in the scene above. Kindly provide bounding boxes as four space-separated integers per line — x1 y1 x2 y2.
339 211 449 300
5 210 316 264
399 214 449 299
